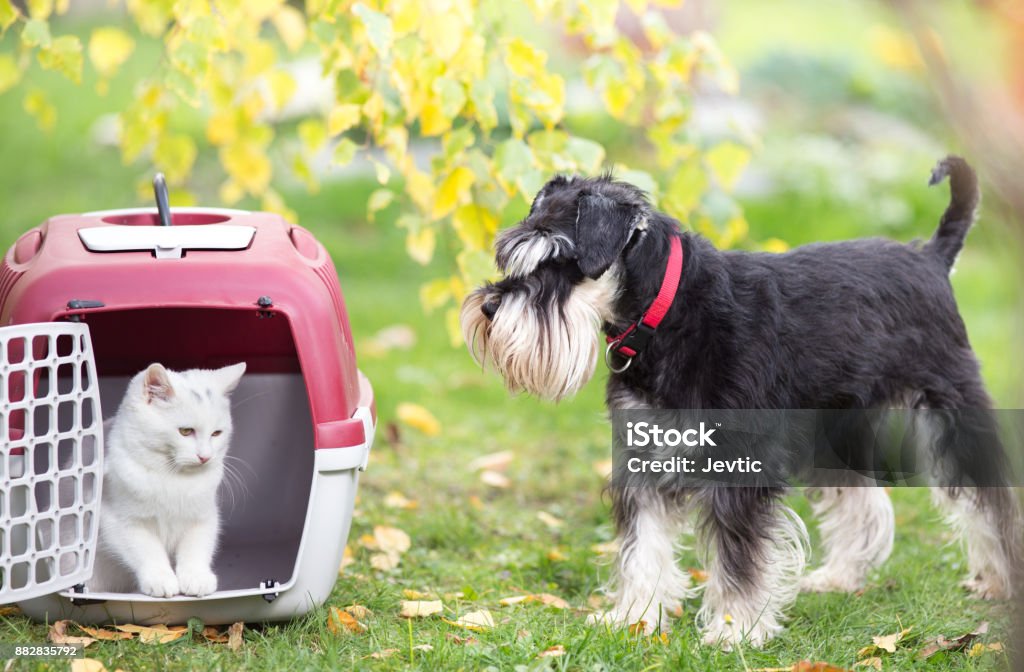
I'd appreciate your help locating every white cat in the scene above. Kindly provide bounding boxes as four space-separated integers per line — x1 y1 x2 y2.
88 362 246 598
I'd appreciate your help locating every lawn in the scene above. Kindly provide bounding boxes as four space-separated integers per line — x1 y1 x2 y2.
1 4 1022 671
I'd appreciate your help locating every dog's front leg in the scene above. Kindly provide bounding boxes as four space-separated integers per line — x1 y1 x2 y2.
697 487 808 648
589 488 693 634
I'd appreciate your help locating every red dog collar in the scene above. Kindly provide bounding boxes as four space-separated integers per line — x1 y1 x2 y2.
605 235 683 372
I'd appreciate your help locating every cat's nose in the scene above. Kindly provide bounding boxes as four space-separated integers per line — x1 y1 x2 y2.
198 455 210 464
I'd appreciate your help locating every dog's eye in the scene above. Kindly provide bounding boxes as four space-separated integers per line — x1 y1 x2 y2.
178 427 194 436
212 430 223 437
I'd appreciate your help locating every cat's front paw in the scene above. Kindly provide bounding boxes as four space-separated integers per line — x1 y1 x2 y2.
177 567 218 597
138 568 180 598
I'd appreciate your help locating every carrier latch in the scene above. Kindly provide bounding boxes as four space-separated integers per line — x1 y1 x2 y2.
65 300 105 322
67 583 106 606
256 296 274 319
260 578 280 602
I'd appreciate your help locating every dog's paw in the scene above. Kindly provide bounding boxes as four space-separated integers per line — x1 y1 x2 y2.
586 606 672 634
700 615 776 650
800 567 864 593
962 574 1011 600
177 566 218 597
138 568 179 598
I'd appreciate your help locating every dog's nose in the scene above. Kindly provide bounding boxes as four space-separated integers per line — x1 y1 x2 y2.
481 297 501 321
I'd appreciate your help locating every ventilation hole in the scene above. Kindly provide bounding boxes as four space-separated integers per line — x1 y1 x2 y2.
10 562 29 589
7 369 26 403
35 557 54 585
81 473 97 506
31 335 49 362
10 485 31 517
32 405 51 438
58 476 76 509
79 363 91 392
58 515 79 546
11 522 30 557
33 480 54 515
58 550 79 576
56 363 75 395
34 366 52 399
57 438 76 470
80 435 96 467
7 336 26 364
57 401 75 433
82 511 94 537
81 397 95 429
55 334 74 358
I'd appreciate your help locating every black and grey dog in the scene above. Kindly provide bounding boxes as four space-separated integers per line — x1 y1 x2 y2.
461 156 1021 647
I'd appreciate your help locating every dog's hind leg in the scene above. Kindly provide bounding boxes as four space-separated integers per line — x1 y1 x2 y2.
801 486 894 593
924 381 1022 600
697 487 808 648
588 488 693 634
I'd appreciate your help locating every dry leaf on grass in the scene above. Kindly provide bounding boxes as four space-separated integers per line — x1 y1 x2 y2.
413 644 434 652
968 642 1003 657
396 402 441 436
227 622 244 651
445 609 494 631
0 605 22 617
345 604 373 619
403 589 433 599
480 470 510 488
857 626 911 656
373 525 411 554
328 607 366 634
368 648 399 659
469 450 514 472
114 623 189 645
202 626 230 643
384 491 418 510
371 552 401 571
536 511 563 529
538 645 566 658
547 548 567 561
70 660 108 672
400 600 443 618
917 621 989 660
853 658 882 670
591 540 620 556
446 632 479 645
49 621 96 648
78 625 133 641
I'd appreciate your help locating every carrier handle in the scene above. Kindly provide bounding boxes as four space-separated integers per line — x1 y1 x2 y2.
153 172 172 226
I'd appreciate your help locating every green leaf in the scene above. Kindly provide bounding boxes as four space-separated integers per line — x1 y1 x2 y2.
457 249 499 288
153 133 197 184
298 118 327 152
37 34 82 84
333 137 358 166
614 167 659 203
21 18 51 48
469 79 497 131
494 138 541 198
419 278 452 313
565 136 605 174
452 204 498 251
367 188 395 221
705 142 750 191
352 2 393 57
0 2 19 33
443 126 475 162
0 53 22 94
433 76 466 119
663 159 706 220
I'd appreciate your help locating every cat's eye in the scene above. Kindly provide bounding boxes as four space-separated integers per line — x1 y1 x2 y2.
212 430 223 437
178 427 194 436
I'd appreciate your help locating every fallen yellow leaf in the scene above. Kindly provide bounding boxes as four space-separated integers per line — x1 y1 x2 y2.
78 625 133 641
374 525 412 555
339 545 355 573
202 626 230 643
400 600 443 618
228 622 244 651
480 470 510 488
368 648 399 659
591 540 620 556
538 644 566 658
547 548 566 561
468 450 514 472
328 607 366 635
113 623 189 645
872 627 912 653
384 491 419 510
49 620 96 648
396 402 441 436
370 552 401 571
537 511 563 529
345 604 373 619
446 609 494 631
853 658 882 670
71 660 107 672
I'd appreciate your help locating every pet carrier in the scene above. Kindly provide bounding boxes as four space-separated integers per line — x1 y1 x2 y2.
0 177 375 625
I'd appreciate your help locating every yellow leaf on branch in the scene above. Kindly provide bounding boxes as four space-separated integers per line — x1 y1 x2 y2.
88 27 134 78
432 167 476 220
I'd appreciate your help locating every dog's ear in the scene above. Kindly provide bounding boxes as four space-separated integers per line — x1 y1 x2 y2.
575 193 635 279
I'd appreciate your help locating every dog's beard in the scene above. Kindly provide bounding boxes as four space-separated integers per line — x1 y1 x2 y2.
462 276 616 401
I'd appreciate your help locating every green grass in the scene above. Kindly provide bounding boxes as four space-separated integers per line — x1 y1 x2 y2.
1 9 1021 672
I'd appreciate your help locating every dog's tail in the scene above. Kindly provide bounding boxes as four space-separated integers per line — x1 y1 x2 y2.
925 155 980 270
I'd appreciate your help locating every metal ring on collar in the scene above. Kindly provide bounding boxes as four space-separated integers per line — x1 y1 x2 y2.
605 341 632 373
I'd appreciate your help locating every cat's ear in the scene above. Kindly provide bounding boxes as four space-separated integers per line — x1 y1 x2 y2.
215 362 247 396
143 363 175 403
